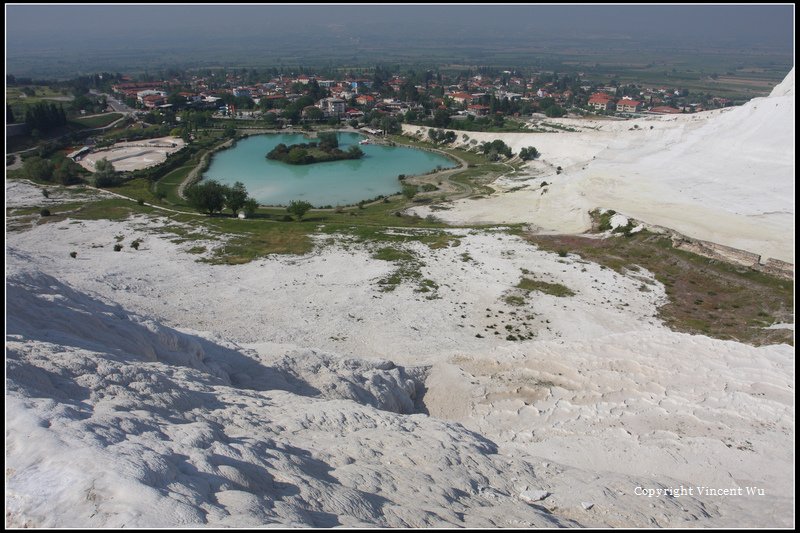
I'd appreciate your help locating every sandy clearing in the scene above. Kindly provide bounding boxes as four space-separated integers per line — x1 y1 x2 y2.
78 136 185 173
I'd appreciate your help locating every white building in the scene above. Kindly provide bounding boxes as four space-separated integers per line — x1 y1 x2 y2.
318 97 346 117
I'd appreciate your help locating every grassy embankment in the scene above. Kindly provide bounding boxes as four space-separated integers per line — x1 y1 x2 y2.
68 113 123 129
526 231 793 347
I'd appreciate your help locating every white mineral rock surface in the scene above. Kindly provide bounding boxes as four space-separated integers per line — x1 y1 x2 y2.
5 70 794 528
408 69 795 263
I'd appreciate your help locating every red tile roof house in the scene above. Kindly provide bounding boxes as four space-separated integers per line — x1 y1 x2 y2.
616 97 643 113
355 95 375 106
650 106 682 114
142 94 166 109
346 108 365 119
588 93 615 111
467 104 490 116
449 92 476 105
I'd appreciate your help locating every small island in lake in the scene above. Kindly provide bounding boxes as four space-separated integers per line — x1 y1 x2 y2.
267 132 365 165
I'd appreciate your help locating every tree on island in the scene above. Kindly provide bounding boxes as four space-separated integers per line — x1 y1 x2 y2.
287 200 313 221
267 137 364 165
287 147 311 164
318 131 339 150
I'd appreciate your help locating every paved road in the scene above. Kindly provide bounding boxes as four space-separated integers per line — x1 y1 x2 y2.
90 90 135 114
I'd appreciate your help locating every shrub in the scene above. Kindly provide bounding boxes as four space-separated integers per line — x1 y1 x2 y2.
40 208 51 216
42 189 50 198
113 244 123 252
137 198 145 206
597 209 616 231
519 146 540 161
402 184 418 200
69 251 77 259
130 239 141 250
287 200 313 221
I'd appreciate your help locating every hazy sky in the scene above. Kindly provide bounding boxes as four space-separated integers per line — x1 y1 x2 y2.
7 4 794 46
5 4 794 77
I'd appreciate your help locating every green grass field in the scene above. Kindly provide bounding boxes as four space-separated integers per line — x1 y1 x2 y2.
69 113 123 129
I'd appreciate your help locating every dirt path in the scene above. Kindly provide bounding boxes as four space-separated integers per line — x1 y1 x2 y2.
82 184 203 216
177 138 235 200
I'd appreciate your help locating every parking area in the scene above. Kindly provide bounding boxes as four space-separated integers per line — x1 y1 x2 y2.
77 136 185 172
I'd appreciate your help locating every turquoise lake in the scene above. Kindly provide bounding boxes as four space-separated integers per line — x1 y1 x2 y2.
202 132 456 206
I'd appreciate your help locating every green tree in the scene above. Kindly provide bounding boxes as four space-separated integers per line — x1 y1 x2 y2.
432 108 451 128
22 156 55 182
242 198 259 217
287 147 310 164
347 145 363 157
287 200 313 221
282 106 301 124
186 179 227 215
398 79 420 103
53 155 83 185
224 181 249 216
263 112 278 126
305 106 324 122
318 131 339 151
93 158 120 187
519 146 540 160
167 92 186 106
